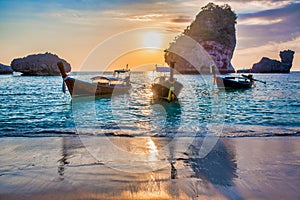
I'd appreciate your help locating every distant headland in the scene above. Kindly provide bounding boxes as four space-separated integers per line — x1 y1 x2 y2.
0 63 13 74
10 52 71 76
237 49 295 73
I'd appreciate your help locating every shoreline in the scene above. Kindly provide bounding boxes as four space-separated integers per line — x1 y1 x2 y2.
1 136 299 199
1 123 299 138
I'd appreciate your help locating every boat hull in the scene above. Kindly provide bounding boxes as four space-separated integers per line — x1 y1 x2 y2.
57 62 130 98
216 77 253 90
151 81 183 101
64 77 131 98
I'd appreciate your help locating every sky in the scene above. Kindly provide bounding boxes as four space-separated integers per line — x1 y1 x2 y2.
0 0 299 71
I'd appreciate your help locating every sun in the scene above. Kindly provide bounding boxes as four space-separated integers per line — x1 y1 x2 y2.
142 31 163 48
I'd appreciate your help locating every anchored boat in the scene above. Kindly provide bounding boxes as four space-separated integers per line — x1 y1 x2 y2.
215 74 266 90
212 65 265 90
151 62 183 102
216 75 254 90
57 62 131 98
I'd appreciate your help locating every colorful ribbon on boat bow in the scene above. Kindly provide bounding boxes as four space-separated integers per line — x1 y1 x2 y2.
62 77 68 94
62 81 66 94
167 86 175 102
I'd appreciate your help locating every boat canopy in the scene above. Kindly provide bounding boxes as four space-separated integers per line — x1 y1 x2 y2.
156 66 170 72
91 76 119 81
114 69 130 73
91 76 106 80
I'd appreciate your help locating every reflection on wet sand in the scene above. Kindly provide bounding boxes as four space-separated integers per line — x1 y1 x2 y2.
51 99 241 199
58 136 92 180
53 134 241 199
186 139 242 199
1 137 300 199
58 137 70 179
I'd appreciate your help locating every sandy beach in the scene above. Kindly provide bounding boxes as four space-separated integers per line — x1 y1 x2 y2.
0 136 299 200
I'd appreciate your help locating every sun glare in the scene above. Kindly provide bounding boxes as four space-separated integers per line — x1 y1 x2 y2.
108 49 165 71
142 31 162 48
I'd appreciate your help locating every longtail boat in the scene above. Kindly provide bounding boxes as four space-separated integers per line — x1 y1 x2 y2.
216 75 254 90
57 62 131 98
215 74 266 90
212 65 265 90
151 62 183 102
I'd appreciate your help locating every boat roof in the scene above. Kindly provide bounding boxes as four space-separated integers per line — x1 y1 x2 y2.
156 66 170 72
91 76 119 81
218 75 248 80
114 69 130 73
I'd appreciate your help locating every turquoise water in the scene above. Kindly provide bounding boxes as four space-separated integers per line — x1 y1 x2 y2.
0 72 299 137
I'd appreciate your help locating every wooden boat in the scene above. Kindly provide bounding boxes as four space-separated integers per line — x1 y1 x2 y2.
57 62 131 98
151 62 183 102
211 65 266 90
215 75 254 90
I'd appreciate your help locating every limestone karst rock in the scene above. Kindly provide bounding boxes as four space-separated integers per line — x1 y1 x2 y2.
165 3 237 74
251 50 295 73
11 52 71 76
0 63 13 74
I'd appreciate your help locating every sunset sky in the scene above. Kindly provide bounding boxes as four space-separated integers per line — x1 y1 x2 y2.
1 0 299 71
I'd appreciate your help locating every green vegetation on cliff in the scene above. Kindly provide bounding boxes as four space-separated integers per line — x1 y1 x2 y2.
164 2 238 74
170 2 237 49
185 2 237 47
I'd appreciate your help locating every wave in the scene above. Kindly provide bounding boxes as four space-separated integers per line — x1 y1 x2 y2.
219 124 300 137
0 124 299 138
0 128 77 137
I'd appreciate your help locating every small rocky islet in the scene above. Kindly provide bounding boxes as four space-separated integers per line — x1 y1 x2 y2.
0 63 13 74
237 50 295 73
10 52 71 76
0 52 71 76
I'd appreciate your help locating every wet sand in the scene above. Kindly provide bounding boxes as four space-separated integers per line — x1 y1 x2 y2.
0 136 299 200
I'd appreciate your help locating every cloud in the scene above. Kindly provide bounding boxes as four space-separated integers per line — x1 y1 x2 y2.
218 0 293 2
236 3 300 48
238 36 300 55
238 18 283 25
238 1 300 19
171 15 193 23
37 1 192 29
215 0 295 13
233 36 300 70
111 13 166 22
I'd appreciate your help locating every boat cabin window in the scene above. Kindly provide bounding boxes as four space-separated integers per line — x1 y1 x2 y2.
109 80 123 86
95 78 109 86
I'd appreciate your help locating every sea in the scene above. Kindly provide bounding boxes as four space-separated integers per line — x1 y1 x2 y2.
0 72 299 138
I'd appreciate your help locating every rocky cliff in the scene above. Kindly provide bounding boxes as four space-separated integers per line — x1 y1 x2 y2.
251 50 295 73
0 63 13 74
11 52 71 76
165 3 237 74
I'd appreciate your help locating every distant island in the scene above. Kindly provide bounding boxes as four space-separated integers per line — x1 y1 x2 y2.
165 2 237 74
0 63 13 74
11 52 71 76
237 49 295 73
